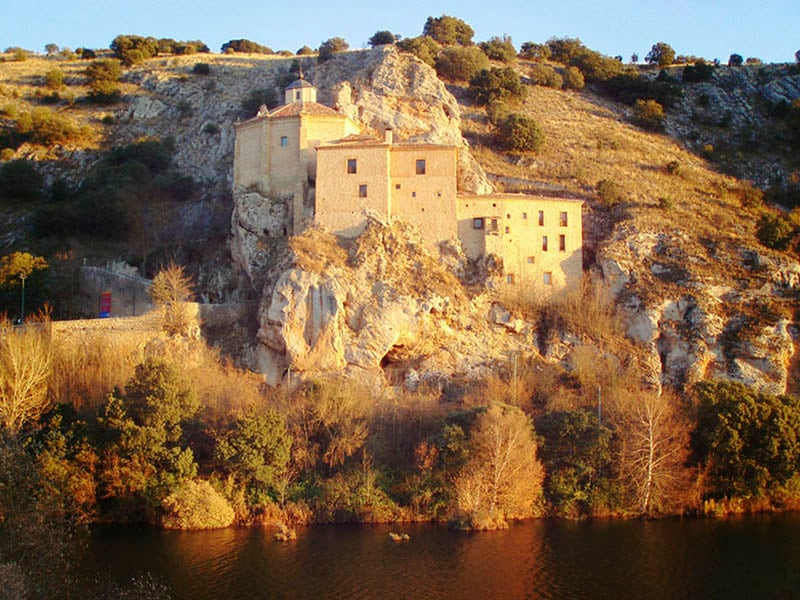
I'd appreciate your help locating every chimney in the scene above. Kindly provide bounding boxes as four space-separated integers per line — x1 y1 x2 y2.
384 127 393 145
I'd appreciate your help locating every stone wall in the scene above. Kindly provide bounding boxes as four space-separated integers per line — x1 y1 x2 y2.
78 266 153 318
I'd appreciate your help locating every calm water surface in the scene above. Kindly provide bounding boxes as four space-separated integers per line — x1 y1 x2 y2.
90 514 800 599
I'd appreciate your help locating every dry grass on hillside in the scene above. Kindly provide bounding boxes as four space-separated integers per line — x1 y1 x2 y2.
458 74 764 248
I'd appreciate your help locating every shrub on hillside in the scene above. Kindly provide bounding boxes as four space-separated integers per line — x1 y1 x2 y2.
496 113 545 152
528 64 562 88
241 87 279 117
435 46 489 82
545 37 622 82
597 74 682 107
85 58 122 104
368 30 397 47
0 159 43 203
683 60 715 82
220 39 273 54
596 179 627 206
756 213 794 250
396 36 439 67
15 108 82 145
296 45 314 56
633 98 666 131
192 62 210 75
645 42 676 66
479 36 516 63
318 37 349 62
469 67 525 105
728 53 744 67
519 42 551 61
562 66 585 90
44 69 64 90
423 15 474 46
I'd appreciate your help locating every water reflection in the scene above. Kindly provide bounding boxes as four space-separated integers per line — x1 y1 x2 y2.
90 514 800 600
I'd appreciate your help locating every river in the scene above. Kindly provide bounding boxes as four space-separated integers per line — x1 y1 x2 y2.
90 514 800 599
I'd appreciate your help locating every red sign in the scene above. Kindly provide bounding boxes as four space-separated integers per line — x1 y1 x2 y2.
99 291 112 318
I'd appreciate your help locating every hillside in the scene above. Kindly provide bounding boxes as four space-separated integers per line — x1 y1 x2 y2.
1 46 799 394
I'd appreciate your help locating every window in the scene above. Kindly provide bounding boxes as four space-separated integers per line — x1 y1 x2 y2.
416 159 426 175
280 136 288 147
506 274 515 284
359 184 367 198
559 234 566 252
295 91 301 101
490 218 499 232
527 256 535 264
412 191 417 198
560 211 568 227
473 218 484 230
504 226 510 234
506 213 511 219
542 236 548 251
538 210 544 226
522 212 528 220
347 159 357 174
543 272 552 285
395 184 401 190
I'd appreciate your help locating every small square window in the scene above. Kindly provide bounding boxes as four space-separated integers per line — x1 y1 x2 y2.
295 91 301 101
280 136 288 147
560 211 568 227
504 226 510 234
437 191 442 197
527 256 535 264
473 218 484 230
412 191 417 198
506 274 515 284
538 210 544 226
347 159 357 174
359 184 368 198
416 159 426 175
522 212 528 220
542 236 548 251
506 213 511 219
559 234 566 252
490 218 499 232
395 184 401 190
543 272 553 285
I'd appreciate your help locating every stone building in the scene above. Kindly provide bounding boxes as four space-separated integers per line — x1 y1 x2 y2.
234 78 583 294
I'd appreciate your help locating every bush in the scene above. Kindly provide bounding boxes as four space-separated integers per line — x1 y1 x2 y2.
202 122 220 135
44 69 64 89
756 213 794 250
435 45 489 82
318 37 349 62
296 45 314 55
598 74 682 107
15 108 82 145
85 59 122 104
220 39 273 54
596 179 627 206
0 159 43 203
241 87 279 117
469 67 525 105
192 62 210 75
160 480 235 530
562 66 585 90
633 98 666 131
683 60 715 82
496 113 545 152
728 53 743 67
368 30 397 47
423 15 474 46
519 42 551 61
396 36 439 67
479 36 516 63
528 64 562 88
645 42 676 66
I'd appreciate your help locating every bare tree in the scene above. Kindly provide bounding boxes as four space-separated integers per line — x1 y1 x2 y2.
149 262 194 335
613 389 693 516
0 317 53 434
453 403 544 529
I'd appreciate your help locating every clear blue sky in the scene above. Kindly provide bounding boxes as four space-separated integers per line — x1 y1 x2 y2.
2 0 798 63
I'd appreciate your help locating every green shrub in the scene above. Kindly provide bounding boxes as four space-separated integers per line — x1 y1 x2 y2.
633 98 666 131
665 160 682 175
469 67 525 105
368 30 397 47
296 45 315 56
596 179 627 206
16 107 82 145
683 60 715 82
519 42 551 61
318 37 349 62
0 159 43 203
423 14 474 46
728 53 743 67
645 42 676 66
528 64 562 88
562 66 585 90
44 69 64 89
756 213 794 250
396 36 439 67
220 39 273 54
478 36 516 63
241 87 279 117
598 73 682 107
85 59 122 104
160 480 235 529
111 35 158 65
435 45 489 82
496 113 545 152
202 122 220 135
192 62 210 75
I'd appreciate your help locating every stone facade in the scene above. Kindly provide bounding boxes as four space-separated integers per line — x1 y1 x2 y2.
234 79 584 293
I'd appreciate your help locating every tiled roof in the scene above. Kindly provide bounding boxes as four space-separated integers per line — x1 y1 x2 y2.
268 102 344 118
